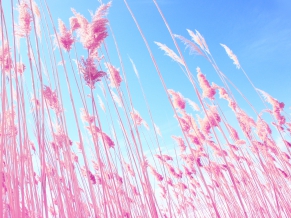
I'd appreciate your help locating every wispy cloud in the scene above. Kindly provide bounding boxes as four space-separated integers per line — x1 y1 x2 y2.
245 29 291 58
241 16 291 62
131 0 176 5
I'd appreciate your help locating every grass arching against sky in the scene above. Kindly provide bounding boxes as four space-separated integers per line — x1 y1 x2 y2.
81 0 291 142
44 0 291 188
1 0 290 177
71 0 291 118
3 0 291 182
2 0 290 122
1 0 291 217
3 0 289 133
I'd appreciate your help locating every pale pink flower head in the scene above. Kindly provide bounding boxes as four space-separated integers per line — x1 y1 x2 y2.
131 109 143 126
87 18 108 50
158 183 167 198
156 154 173 162
0 42 13 72
236 110 256 138
187 29 210 54
217 86 228 99
100 132 115 148
155 41 184 66
175 115 190 133
104 62 122 88
177 182 187 190
52 126 72 149
16 62 25 75
93 2 111 19
79 56 106 89
2 110 18 137
188 133 201 146
72 2 111 52
199 116 211 136
197 67 216 100
31 0 41 38
172 135 186 152
71 152 78 163
174 34 205 57
195 30 210 54
257 89 285 126
112 90 122 107
256 116 272 141
58 19 74 52
148 165 163 181
16 1 32 37
168 89 186 110
190 115 205 142
165 163 177 177
43 86 62 114
207 105 221 127
86 124 100 136
220 44 240 69
123 161 135 177
154 123 162 136
228 100 237 111
31 1 40 17
115 174 123 185
80 108 95 124
69 17 80 31
284 140 291 148
226 124 240 142
131 184 139 196
88 170 96 184
183 165 192 177
186 98 199 111
71 8 89 30
216 86 237 111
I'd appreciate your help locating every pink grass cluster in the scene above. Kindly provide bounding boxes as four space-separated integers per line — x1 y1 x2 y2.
131 109 144 126
0 42 12 72
220 44 241 69
16 1 32 37
16 62 26 75
168 89 186 110
197 67 216 100
104 62 122 88
79 56 106 89
43 86 62 114
58 19 74 52
71 2 111 52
